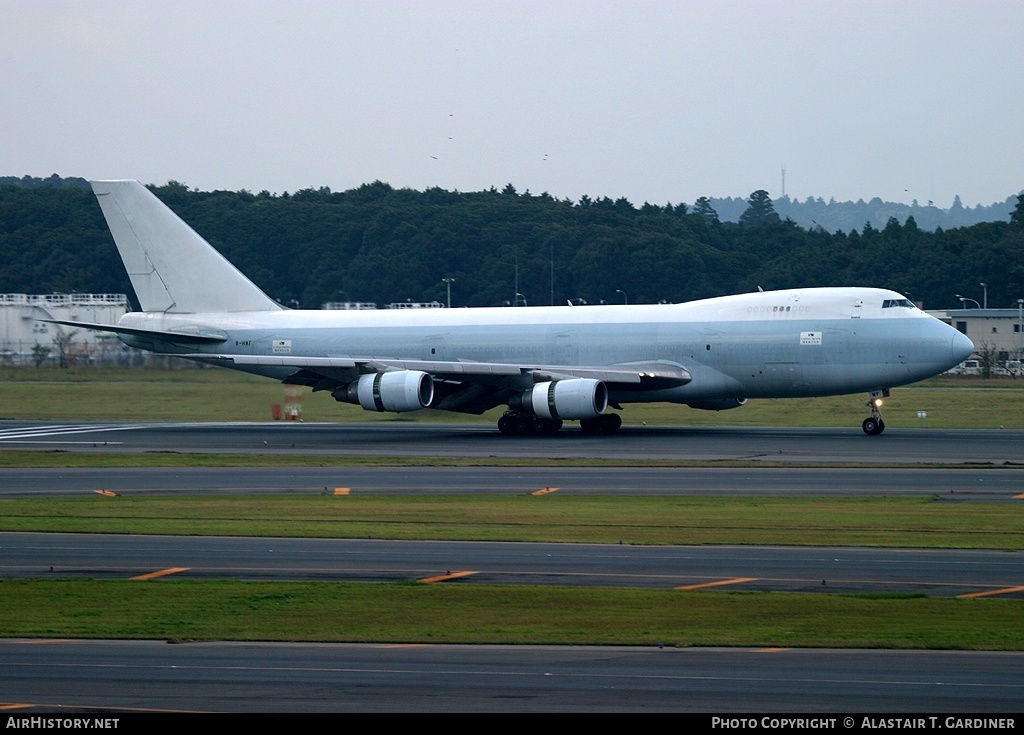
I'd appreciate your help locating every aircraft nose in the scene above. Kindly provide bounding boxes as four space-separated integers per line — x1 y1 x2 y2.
951 329 974 364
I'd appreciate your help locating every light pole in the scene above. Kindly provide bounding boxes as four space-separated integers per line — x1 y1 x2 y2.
615 289 628 305
980 282 988 309
956 295 980 309
442 277 455 309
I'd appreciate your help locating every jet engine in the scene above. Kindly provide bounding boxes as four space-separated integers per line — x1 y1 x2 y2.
686 398 747 411
333 370 434 412
512 378 608 420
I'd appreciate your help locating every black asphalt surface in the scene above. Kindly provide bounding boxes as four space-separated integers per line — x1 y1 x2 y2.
2 532 1021 598
2 640 1021 713
3 465 1024 500
2 420 1022 712
2 420 1024 464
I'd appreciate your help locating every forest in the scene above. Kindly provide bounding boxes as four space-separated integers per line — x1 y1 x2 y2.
1 175 1022 312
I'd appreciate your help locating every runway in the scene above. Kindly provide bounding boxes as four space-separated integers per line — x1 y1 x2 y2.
3 532 1021 598
3 420 1024 464
2 420 1022 712
4 421 1024 504
2 640 1021 713
4 465 1024 500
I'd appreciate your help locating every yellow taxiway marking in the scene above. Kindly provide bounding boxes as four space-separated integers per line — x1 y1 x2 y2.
756 648 792 653
676 577 758 591
333 487 350 495
418 571 477 584
531 487 558 495
132 567 191 581
957 585 1024 599
1013 493 1024 500
0 704 32 711
93 490 118 497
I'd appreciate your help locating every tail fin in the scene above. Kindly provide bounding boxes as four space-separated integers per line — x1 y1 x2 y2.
91 180 282 313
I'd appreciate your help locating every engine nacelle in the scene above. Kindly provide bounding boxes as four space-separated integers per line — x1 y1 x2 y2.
334 370 434 413
686 397 747 411
514 378 608 420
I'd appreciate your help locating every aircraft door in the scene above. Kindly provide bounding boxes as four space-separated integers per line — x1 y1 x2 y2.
553 332 578 366
422 334 447 359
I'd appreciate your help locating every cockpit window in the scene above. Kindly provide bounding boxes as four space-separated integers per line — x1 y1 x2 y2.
882 299 916 309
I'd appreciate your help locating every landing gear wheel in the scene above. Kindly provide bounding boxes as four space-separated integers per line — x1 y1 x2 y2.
863 390 888 435
580 413 622 434
533 418 563 435
497 414 516 435
862 417 885 435
514 416 534 435
498 411 563 436
599 413 622 432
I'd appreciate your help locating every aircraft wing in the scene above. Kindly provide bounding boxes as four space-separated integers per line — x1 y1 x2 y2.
174 353 692 414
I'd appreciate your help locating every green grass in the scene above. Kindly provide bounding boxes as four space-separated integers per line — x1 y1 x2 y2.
3 366 1022 650
3 449 1003 469
2 366 1023 426
1 495 1020 549
1 579 1021 649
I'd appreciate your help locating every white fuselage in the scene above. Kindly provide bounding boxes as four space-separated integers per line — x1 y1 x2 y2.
118 286 973 404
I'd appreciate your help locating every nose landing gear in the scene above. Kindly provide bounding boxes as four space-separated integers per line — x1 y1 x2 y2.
862 389 889 435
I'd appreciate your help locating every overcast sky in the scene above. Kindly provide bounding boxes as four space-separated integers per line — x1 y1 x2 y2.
3 0 1022 208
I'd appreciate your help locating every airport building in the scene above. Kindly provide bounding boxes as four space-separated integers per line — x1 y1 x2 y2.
929 305 1024 373
321 301 379 310
0 293 130 366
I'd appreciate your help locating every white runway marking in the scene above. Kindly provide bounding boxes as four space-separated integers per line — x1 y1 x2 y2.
0 424 142 443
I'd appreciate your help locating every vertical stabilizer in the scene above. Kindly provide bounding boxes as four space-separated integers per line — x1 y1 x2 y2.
91 180 282 313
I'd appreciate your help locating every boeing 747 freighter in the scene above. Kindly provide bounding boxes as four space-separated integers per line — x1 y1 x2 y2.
47 180 974 436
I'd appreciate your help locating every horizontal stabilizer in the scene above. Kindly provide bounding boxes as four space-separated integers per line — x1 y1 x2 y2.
39 319 227 344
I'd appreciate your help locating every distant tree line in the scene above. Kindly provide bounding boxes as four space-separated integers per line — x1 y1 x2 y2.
708 192 1018 233
2 175 1023 311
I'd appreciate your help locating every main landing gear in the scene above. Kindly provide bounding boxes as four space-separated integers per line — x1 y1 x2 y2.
496 411 622 436
580 413 622 434
862 389 889 435
497 411 562 436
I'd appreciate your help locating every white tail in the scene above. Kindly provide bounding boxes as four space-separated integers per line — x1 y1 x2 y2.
91 180 282 314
